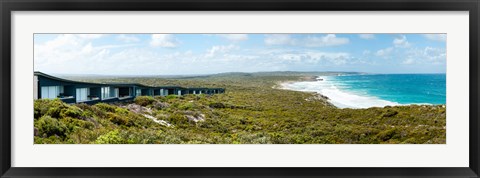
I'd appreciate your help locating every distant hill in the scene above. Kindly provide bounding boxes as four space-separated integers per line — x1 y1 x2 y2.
55 71 366 81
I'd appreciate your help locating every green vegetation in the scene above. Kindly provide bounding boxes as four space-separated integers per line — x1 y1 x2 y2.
34 72 446 144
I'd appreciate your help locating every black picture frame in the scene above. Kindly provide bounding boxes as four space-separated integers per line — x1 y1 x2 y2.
1 0 479 177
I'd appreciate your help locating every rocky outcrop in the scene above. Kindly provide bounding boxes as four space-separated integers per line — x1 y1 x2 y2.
123 103 152 114
143 114 173 127
186 114 206 123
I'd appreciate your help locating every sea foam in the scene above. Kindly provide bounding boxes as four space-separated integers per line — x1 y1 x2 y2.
281 76 400 109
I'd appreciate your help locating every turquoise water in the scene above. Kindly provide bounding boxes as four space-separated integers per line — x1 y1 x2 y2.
330 74 446 105
282 74 446 108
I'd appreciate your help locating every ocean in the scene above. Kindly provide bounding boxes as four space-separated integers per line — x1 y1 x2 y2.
281 74 446 108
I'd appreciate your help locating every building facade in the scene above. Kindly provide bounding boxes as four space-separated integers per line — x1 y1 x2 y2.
34 72 225 104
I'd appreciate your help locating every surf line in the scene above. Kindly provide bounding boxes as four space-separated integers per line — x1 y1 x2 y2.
279 76 400 109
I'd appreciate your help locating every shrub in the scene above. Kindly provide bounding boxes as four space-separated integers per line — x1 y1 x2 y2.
123 129 164 144
60 117 95 132
376 128 400 141
165 95 177 100
107 113 130 126
37 99 83 119
166 113 189 126
382 109 398 118
179 102 195 110
195 94 205 100
59 106 83 118
45 107 63 118
209 102 226 108
94 130 126 144
34 99 65 119
95 103 117 113
114 107 130 115
35 115 68 138
134 96 155 106
268 132 289 144
154 96 167 102
34 135 64 144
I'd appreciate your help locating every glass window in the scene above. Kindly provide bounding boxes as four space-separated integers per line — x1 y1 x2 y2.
41 86 63 99
136 89 142 96
101 87 109 99
41 87 49 99
48 86 56 98
101 87 118 99
114 88 119 98
76 88 89 102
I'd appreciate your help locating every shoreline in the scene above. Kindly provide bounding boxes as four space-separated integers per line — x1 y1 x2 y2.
275 75 336 108
273 75 319 89
276 75 446 109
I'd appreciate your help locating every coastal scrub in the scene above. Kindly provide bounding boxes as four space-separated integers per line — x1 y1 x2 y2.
34 72 446 144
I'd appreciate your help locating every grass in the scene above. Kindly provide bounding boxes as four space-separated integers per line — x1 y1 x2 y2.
34 72 446 144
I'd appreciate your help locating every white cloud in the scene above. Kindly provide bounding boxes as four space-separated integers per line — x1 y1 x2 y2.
375 47 394 57
35 35 115 74
116 34 140 43
402 58 415 65
150 34 179 47
205 45 237 58
35 34 260 75
34 34 443 75
304 34 349 47
393 35 411 48
214 54 259 62
359 34 375 40
402 46 446 65
423 34 447 42
277 54 303 62
76 34 104 39
304 51 349 65
273 50 350 65
265 34 349 47
217 34 248 42
264 34 295 45
422 47 446 64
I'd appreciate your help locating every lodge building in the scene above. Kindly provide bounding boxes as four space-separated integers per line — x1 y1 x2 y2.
34 72 225 104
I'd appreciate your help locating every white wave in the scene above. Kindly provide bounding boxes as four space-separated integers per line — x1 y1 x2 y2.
281 77 400 109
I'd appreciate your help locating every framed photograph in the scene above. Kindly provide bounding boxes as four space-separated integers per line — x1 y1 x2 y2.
1 0 479 177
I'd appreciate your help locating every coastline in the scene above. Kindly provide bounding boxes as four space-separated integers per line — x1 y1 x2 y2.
275 75 335 108
274 75 318 88
277 75 446 109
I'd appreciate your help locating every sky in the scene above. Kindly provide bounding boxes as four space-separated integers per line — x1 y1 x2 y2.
34 33 446 75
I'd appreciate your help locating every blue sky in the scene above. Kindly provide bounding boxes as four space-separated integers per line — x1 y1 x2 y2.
34 33 446 75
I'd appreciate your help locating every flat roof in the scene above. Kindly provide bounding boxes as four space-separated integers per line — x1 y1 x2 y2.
34 71 105 86
35 71 223 91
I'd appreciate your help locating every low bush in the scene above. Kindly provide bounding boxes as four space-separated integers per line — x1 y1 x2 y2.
134 96 155 106
34 99 64 119
179 102 195 110
59 105 83 118
107 113 130 126
60 117 95 132
95 103 117 113
35 115 68 138
94 130 126 144
209 102 226 108
165 95 177 100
